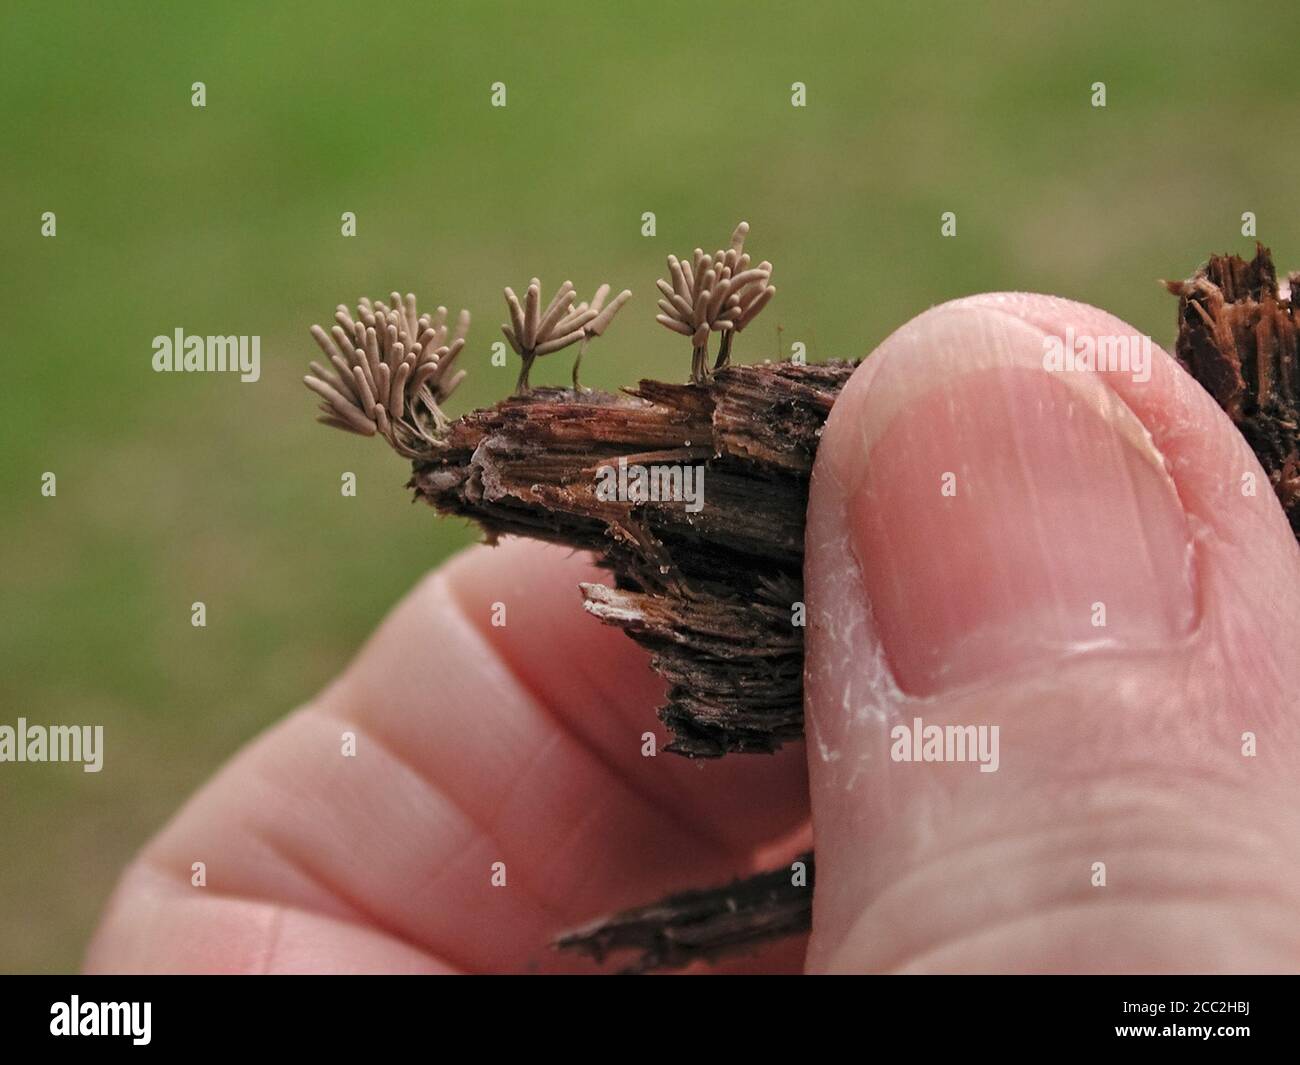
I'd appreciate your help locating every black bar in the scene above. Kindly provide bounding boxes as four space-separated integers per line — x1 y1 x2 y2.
0 975 1290 1052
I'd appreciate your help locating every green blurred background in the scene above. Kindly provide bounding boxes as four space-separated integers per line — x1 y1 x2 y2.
1 0 1296 972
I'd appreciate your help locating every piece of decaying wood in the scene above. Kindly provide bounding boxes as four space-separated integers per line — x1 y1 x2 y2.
1165 244 1300 533
409 361 856 758
555 850 815 973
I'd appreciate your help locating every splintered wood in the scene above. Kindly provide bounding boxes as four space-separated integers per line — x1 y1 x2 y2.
556 850 815 974
1166 245 1300 532
409 361 855 757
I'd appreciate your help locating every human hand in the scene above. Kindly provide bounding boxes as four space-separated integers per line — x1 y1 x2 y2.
88 293 1300 973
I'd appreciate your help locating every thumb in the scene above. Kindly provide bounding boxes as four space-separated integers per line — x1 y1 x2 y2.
803 293 1300 973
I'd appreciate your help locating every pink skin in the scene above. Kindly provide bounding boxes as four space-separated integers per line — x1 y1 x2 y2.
87 294 1300 974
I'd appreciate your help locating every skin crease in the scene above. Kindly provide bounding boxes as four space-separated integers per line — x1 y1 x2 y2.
87 294 1300 974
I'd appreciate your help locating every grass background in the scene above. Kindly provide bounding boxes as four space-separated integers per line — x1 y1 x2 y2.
1 0 1296 972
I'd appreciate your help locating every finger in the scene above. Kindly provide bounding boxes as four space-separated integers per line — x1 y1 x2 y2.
439 538 808 849
803 294 1300 973
87 539 807 974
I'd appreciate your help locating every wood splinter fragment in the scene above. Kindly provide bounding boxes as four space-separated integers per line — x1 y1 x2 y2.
556 851 814 974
